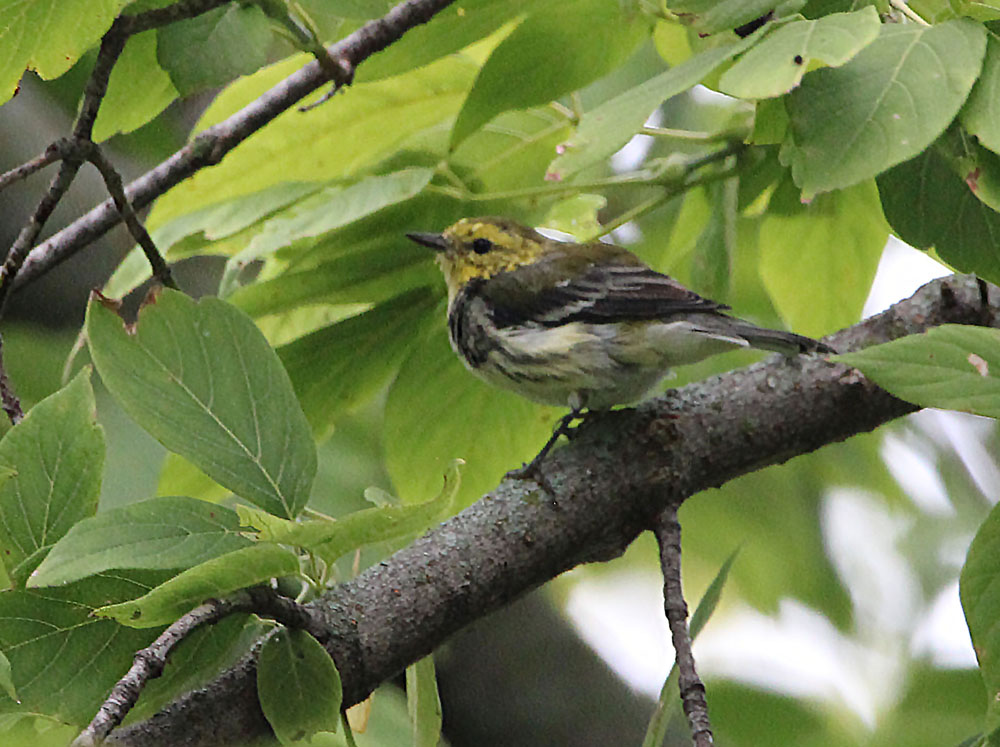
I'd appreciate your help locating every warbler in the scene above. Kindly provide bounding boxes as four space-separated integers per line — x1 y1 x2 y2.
407 216 832 478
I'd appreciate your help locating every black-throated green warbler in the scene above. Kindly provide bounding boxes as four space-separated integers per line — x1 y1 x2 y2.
407 216 832 479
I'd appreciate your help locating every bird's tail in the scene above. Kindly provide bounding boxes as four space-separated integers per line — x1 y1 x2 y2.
730 322 835 355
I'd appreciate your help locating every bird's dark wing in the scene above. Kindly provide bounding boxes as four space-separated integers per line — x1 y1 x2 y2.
481 248 727 328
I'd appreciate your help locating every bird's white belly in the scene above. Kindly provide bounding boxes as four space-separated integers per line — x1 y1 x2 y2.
466 320 743 409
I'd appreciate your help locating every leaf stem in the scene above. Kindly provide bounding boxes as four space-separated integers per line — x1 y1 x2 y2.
888 0 930 25
640 126 730 143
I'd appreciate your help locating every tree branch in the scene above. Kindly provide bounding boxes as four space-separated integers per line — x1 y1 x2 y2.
104 274 997 746
654 504 712 747
73 587 322 747
11 0 458 293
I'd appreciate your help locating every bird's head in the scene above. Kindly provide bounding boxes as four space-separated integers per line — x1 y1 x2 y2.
407 217 552 298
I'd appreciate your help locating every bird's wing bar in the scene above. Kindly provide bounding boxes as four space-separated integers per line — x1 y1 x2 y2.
484 260 727 328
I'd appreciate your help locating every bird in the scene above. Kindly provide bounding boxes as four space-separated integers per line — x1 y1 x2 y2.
407 216 833 485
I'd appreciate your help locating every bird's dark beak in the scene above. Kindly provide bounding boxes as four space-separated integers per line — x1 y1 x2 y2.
406 232 449 251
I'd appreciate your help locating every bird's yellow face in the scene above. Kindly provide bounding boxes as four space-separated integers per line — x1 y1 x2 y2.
408 217 547 299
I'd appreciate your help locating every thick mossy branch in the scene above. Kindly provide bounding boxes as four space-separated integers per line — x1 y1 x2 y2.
107 274 997 746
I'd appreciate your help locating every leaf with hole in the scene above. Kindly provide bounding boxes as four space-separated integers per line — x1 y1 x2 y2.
836 325 1000 418
86 289 316 518
784 19 986 196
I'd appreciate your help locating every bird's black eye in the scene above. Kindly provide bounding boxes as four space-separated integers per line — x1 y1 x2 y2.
471 237 493 254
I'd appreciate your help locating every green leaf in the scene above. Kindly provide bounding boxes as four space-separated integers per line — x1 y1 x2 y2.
238 458 463 564
86 289 316 518
0 0 130 106
148 52 480 228
278 289 439 438
642 549 738 747
961 500 1000 730
689 180 736 302
94 544 300 627
877 146 1000 286
450 0 651 147
962 34 1000 155
156 4 273 96
835 324 1000 418
258 628 342 744
355 0 532 82
546 37 754 180
784 19 987 196
131 613 263 722
406 656 442 747
0 368 103 585
28 497 250 588
154 182 324 258
758 179 887 337
229 241 441 318
157 452 231 503
219 168 435 290
92 30 178 142
0 650 15 704
670 0 781 35
454 106 572 190
385 320 559 507
718 7 880 99
0 572 165 724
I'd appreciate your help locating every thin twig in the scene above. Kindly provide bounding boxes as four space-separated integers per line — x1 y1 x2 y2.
0 158 84 317
86 147 178 289
72 586 325 747
0 0 235 314
13 0 459 292
0 138 75 194
653 504 712 747
0 7 134 316
0 336 24 425
123 0 234 35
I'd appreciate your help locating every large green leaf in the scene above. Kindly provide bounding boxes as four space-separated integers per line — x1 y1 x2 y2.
148 51 480 228
0 0 130 106
385 319 558 506
0 369 103 585
450 0 651 146
758 179 887 338
877 146 1000 286
258 628 342 744
92 30 178 142
95 544 300 627
836 325 1000 417
278 289 438 438
219 168 435 288
28 497 250 588
86 289 316 518
0 572 165 725
784 19 986 196
155 3 272 96
962 500 1000 730
546 37 756 180
962 33 1000 156
229 240 440 318
718 7 880 99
